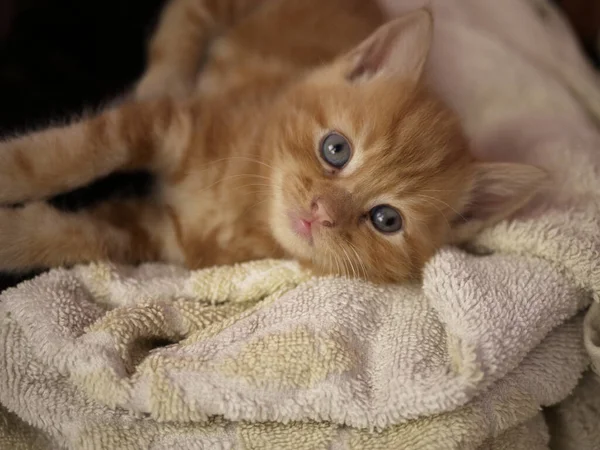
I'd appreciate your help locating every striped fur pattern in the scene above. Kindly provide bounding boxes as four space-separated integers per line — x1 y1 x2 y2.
0 1 545 282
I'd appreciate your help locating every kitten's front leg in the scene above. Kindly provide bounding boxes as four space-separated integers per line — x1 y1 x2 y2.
0 99 192 205
0 201 166 272
0 204 117 271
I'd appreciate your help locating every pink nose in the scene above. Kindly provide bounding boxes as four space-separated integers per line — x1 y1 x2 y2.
311 198 335 227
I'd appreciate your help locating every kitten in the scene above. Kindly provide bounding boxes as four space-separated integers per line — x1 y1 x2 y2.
0 1 545 283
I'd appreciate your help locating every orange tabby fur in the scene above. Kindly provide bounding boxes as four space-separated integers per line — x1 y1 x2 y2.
0 1 545 283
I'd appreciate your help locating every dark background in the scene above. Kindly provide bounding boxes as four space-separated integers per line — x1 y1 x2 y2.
0 0 598 292
0 0 165 292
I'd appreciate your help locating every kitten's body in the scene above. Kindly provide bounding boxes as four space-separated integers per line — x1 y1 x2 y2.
152 0 384 268
0 0 544 282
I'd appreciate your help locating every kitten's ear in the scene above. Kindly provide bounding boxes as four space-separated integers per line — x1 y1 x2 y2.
341 8 433 83
450 163 548 243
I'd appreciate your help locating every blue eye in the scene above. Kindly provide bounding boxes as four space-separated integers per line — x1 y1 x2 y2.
370 205 403 233
320 132 351 168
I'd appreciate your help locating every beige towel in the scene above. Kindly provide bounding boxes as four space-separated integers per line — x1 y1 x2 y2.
1 0 600 448
0 259 591 449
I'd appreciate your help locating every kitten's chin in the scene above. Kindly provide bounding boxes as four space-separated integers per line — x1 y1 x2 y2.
288 212 315 245
269 210 317 262
275 232 315 262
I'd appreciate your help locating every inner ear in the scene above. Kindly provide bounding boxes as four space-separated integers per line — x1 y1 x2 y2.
342 8 433 83
450 162 548 243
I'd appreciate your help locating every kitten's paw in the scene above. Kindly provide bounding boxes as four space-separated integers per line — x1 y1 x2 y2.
0 145 30 205
0 206 26 270
0 203 54 271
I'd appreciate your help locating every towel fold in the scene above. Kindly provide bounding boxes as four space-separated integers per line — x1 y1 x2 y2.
0 255 592 449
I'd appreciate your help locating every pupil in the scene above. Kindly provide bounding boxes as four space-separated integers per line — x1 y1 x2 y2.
321 132 351 168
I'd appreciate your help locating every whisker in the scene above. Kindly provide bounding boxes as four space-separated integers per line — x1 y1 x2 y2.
406 212 433 237
166 155 276 180
416 194 466 222
241 198 271 215
196 155 275 171
340 246 355 279
340 245 351 279
233 183 274 189
347 242 367 280
186 175 280 199
241 190 274 196
348 247 359 280
217 155 275 171
414 196 452 229
186 174 271 197
340 256 347 278
335 253 343 278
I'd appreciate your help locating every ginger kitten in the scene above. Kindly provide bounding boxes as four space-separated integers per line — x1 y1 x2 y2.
0 1 545 283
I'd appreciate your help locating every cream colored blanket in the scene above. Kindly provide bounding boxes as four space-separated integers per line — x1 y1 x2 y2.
0 260 593 449
2 0 600 449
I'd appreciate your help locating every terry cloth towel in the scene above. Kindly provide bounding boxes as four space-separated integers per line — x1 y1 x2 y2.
0 261 592 450
1 0 600 449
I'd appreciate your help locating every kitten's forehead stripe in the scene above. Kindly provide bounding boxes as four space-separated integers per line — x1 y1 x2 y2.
312 102 328 130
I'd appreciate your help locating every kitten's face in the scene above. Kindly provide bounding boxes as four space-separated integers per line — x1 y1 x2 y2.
266 10 545 283
268 79 473 283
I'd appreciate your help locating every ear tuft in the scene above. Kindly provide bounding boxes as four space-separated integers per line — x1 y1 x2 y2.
344 8 433 83
450 162 548 243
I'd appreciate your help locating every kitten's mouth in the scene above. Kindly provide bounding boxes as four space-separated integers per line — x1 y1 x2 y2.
288 212 314 245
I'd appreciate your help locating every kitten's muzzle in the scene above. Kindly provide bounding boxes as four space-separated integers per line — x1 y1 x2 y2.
311 198 335 228
288 198 335 244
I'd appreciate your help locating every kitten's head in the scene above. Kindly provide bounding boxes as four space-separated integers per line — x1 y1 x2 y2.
267 9 546 283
